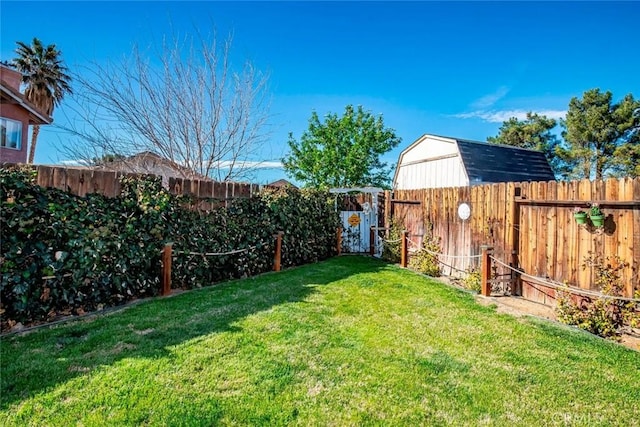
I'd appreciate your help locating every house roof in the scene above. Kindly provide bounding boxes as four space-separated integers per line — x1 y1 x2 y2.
267 179 298 189
0 79 52 125
455 138 555 183
394 134 555 185
95 151 212 181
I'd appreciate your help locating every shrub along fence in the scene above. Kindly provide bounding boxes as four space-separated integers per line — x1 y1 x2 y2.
0 167 339 330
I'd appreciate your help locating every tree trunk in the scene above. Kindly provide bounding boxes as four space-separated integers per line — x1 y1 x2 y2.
595 154 604 180
582 160 591 180
28 125 41 164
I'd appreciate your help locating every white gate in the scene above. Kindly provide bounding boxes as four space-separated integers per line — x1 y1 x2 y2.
340 211 371 253
330 187 383 256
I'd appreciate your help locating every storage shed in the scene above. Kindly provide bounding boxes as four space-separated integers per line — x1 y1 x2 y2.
393 134 555 190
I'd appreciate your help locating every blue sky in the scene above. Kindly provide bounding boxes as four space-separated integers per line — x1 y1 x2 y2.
1 1 638 184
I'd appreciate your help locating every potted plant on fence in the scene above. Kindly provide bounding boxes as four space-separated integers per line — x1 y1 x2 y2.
589 203 605 227
573 206 588 224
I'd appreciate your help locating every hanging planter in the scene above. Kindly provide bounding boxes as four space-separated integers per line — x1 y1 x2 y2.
588 203 605 228
590 214 605 227
574 211 588 224
573 206 587 224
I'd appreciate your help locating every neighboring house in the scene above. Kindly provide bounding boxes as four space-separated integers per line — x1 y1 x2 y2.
393 134 555 190
0 64 52 163
267 179 298 189
95 151 211 185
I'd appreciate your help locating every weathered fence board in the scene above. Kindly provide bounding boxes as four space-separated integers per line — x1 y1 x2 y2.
391 177 640 304
4 164 265 203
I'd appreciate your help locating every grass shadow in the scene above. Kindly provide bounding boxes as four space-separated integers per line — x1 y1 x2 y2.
1 255 389 410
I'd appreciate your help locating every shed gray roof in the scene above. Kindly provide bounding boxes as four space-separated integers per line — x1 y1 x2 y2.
455 138 555 183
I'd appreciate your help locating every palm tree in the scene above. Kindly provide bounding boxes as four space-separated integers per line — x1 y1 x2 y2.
13 38 72 163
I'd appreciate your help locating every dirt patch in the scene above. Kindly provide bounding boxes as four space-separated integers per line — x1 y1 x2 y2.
475 294 556 321
436 276 640 352
619 330 640 351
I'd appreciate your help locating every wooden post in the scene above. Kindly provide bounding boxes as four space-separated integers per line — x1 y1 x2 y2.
384 190 391 230
273 231 283 271
510 249 521 296
369 227 375 256
336 228 343 255
510 190 521 296
481 245 493 296
161 243 173 296
400 230 409 268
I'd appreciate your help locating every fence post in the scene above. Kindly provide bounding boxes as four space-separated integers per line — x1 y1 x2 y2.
480 245 493 296
369 227 375 256
384 190 391 231
273 231 284 272
511 249 521 296
401 230 409 268
336 228 343 255
161 243 173 296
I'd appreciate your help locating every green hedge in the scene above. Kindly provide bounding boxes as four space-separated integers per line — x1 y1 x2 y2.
0 167 339 328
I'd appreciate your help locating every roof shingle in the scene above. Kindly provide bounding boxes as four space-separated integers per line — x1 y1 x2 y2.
456 139 555 184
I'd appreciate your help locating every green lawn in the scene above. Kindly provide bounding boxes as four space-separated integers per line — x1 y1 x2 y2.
1 256 639 426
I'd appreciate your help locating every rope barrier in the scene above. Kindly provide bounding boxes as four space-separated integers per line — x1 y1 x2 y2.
407 238 421 250
42 273 73 281
40 243 268 282
526 282 559 301
437 259 471 275
173 242 267 258
490 255 640 303
406 237 482 260
428 249 483 260
382 238 403 244
404 238 476 274
375 226 637 304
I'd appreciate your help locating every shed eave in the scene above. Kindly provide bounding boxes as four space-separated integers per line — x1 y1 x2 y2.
392 134 458 186
0 85 52 124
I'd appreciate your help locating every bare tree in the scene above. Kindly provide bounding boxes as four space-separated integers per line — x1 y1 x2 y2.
59 31 271 181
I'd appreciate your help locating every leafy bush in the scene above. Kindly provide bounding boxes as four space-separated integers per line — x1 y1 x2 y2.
1 168 165 326
262 188 340 267
381 218 403 263
408 227 441 277
462 268 482 293
0 167 339 329
623 291 640 330
556 253 635 339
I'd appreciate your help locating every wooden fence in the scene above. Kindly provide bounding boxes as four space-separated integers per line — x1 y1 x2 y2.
389 178 640 304
7 165 639 304
6 164 265 203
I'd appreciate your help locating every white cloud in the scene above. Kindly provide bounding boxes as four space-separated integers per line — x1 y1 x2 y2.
215 160 283 169
57 158 283 170
470 86 511 109
59 159 92 167
453 109 566 123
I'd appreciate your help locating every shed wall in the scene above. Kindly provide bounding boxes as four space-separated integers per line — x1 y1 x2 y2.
395 156 468 189
400 135 458 163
